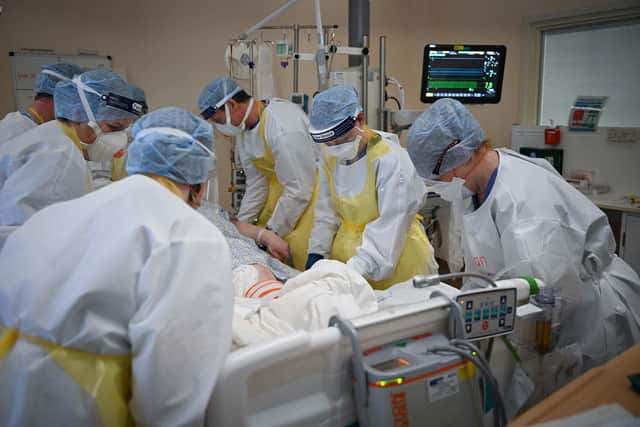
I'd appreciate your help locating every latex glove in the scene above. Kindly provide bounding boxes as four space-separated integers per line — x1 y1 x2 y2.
305 253 325 270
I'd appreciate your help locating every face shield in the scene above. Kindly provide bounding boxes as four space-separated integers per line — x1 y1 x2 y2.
72 75 144 161
309 114 358 145
200 86 242 121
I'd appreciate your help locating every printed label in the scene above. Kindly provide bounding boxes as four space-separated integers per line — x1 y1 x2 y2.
391 392 409 427
427 370 459 402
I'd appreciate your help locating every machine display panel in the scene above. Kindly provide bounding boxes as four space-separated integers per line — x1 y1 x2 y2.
420 44 506 104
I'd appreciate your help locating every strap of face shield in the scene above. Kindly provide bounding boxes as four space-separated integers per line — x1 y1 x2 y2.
104 93 146 115
135 127 215 159
201 85 242 120
432 140 461 176
72 75 144 123
41 69 76 83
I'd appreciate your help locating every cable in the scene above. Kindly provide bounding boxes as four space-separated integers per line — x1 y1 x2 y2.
414 272 498 289
422 279 507 425
449 339 508 427
485 337 495 364
427 345 506 427
428 289 465 339
501 336 522 363
387 95 401 110
386 76 405 109
327 49 336 74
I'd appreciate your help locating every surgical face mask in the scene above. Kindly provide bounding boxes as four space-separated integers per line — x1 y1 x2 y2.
326 129 362 163
87 122 128 162
426 177 472 202
214 98 254 137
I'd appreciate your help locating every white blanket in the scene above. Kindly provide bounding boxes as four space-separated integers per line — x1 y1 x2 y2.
232 260 378 346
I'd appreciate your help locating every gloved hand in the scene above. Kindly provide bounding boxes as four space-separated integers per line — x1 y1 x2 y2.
305 253 324 270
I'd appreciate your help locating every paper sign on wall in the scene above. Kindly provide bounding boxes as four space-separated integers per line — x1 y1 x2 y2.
568 96 608 132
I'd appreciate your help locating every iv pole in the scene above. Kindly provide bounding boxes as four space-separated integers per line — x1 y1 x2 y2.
236 0 329 92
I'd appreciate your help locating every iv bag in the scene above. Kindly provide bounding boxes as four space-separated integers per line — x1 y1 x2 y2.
224 41 252 80
275 38 292 59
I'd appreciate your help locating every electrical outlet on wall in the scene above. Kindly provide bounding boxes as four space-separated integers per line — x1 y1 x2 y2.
607 128 640 144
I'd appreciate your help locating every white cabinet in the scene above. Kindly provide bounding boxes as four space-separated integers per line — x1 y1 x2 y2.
621 213 640 274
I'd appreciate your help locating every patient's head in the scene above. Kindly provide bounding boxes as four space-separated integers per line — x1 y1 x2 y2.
233 264 283 299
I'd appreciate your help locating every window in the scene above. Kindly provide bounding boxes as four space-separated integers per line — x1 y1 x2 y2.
518 6 640 127
539 22 640 127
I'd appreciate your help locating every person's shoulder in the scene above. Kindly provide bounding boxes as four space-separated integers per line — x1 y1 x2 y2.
0 121 66 156
372 136 413 170
499 151 565 191
0 111 24 122
19 120 66 144
496 151 599 214
96 176 227 242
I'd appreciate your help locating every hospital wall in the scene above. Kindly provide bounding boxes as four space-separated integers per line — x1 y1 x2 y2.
0 0 630 210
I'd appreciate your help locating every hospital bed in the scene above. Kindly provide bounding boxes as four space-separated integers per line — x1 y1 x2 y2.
207 282 512 427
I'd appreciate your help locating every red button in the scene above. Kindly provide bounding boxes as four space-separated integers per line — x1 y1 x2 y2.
482 321 489 330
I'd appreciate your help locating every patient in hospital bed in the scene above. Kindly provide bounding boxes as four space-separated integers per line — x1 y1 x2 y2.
193 201 407 347
88 175 298 279
231 259 379 347
197 201 298 280
228 260 455 347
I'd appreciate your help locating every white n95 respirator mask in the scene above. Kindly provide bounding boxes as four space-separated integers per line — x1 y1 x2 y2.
214 98 254 137
426 177 472 202
87 122 128 162
326 134 362 163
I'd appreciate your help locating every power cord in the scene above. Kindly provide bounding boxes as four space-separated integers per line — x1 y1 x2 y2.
426 289 507 427
426 342 507 427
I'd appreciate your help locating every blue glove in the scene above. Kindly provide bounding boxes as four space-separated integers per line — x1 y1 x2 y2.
305 253 324 270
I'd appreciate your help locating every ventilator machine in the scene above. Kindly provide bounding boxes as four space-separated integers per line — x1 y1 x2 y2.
208 271 547 427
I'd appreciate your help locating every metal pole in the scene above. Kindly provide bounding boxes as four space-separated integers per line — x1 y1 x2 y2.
259 24 338 30
348 0 370 67
240 0 300 39
249 40 254 96
378 35 386 131
361 35 368 121
293 24 300 93
228 42 234 78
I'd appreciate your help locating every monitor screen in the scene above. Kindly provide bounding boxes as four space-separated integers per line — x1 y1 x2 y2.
420 44 507 104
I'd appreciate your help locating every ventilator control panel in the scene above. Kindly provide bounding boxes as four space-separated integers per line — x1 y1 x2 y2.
456 287 517 340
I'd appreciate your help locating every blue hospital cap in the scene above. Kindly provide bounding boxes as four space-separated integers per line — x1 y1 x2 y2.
309 85 362 134
198 77 242 116
127 107 215 185
53 69 138 122
33 63 83 96
407 98 485 178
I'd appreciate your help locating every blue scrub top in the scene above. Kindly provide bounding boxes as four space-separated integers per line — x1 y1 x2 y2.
473 167 498 210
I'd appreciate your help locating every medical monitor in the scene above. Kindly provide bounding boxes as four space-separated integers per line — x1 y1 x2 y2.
420 44 506 104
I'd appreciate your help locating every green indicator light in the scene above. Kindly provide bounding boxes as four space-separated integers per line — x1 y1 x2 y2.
376 377 405 387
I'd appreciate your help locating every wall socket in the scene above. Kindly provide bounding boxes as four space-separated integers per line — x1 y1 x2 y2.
607 128 640 144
